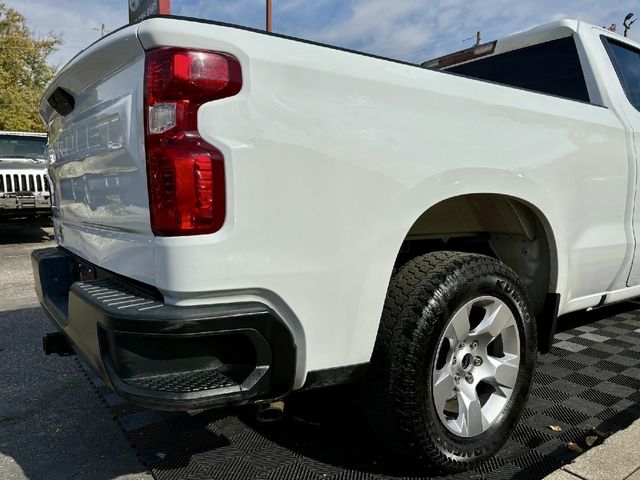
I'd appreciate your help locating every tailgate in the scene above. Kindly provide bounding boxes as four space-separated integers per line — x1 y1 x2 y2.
40 25 155 285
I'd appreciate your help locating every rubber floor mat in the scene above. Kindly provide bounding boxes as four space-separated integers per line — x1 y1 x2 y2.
80 302 640 480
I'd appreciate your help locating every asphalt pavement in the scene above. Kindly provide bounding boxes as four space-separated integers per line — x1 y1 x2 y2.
0 224 151 480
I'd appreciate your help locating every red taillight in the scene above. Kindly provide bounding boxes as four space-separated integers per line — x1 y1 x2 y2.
144 48 242 236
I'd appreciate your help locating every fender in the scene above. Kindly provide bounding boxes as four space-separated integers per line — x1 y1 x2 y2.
352 167 565 364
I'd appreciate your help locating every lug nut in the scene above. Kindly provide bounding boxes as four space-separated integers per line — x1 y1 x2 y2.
474 357 483 367
452 357 457 365
458 341 466 350
465 373 474 384
454 374 461 384
471 341 478 349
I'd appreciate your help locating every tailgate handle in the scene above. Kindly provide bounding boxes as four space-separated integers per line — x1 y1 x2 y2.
47 87 75 116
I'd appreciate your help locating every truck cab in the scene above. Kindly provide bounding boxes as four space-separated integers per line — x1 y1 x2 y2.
426 20 640 311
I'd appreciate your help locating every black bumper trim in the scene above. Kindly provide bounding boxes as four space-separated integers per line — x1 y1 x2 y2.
32 247 296 411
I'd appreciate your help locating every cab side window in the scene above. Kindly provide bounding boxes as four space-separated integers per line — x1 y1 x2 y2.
604 37 640 111
447 36 591 103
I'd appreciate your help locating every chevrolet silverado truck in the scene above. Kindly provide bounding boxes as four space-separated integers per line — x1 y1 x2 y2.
32 15 640 471
0 131 51 223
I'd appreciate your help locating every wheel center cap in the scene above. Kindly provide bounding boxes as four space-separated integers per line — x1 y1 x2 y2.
461 353 473 371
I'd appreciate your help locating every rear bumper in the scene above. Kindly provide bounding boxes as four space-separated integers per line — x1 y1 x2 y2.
31 247 296 410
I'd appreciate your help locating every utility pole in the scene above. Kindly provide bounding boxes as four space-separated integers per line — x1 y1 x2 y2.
624 13 636 37
266 0 272 32
463 31 482 46
93 23 108 37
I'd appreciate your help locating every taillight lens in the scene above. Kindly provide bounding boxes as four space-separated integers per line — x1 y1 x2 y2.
144 48 242 236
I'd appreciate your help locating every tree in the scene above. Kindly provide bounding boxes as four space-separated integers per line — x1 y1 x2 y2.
0 2 62 132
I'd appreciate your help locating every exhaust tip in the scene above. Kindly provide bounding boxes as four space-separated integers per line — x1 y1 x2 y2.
256 401 285 423
43 332 75 356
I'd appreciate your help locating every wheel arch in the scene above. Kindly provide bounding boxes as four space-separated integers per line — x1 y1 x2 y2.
389 192 560 352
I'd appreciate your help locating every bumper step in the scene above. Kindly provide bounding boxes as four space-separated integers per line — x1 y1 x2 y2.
74 278 164 314
126 369 239 394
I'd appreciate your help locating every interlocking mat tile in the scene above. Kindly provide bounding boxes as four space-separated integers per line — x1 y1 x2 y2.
79 302 640 480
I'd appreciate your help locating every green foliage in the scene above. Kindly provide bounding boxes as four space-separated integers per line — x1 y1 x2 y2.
0 2 62 132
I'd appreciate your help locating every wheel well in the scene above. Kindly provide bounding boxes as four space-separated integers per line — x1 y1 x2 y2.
396 194 557 319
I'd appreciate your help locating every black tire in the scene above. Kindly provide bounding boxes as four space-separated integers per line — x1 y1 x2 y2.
367 251 536 472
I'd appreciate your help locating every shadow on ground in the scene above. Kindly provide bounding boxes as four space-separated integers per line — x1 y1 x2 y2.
556 301 640 332
0 223 53 245
0 307 150 480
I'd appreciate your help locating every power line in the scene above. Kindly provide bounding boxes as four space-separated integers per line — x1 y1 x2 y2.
463 31 481 47
391 35 485 61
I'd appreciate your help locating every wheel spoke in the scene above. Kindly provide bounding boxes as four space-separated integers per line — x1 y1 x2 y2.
433 367 456 411
489 353 519 391
445 303 471 342
458 388 487 437
472 302 514 339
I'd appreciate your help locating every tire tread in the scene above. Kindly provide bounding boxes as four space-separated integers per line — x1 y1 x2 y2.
367 251 535 472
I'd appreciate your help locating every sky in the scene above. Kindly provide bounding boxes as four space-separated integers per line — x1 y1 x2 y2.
8 0 640 68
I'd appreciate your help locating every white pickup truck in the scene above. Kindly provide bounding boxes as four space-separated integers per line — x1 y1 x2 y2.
32 15 640 471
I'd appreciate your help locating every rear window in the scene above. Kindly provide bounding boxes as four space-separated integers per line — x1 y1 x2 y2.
603 37 640 111
0 134 47 159
447 36 590 103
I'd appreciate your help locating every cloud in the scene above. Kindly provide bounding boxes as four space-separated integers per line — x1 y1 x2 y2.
551 12 568 22
292 0 640 61
173 0 265 29
4 0 126 67
8 0 640 68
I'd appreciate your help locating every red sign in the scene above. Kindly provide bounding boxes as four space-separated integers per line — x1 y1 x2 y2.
129 0 170 23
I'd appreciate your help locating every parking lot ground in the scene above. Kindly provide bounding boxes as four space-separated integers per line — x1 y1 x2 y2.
2 223 640 480
0 225 53 312
0 225 152 480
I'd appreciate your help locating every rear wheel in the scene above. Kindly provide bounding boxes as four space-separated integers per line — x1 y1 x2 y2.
367 251 536 472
